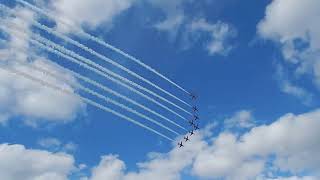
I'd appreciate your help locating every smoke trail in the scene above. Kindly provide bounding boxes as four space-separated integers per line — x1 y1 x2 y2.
34 21 192 116
0 4 190 118
35 21 192 114
24 63 181 136
2 3 191 114
0 23 188 122
0 66 174 141
15 0 192 100
34 34 188 121
34 62 188 131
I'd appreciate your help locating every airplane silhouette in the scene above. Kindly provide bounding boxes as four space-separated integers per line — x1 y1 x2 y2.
193 115 199 121
190 130 194 136
193 124 200 130
190 93 197 100
189 120 195 126
192 106 198 112
184 136 190 142
178 141 184 148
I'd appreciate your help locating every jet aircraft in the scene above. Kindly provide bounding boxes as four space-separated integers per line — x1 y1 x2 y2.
184 136 190 142
190 130 194 136
178 142 184 148
192 106 198 112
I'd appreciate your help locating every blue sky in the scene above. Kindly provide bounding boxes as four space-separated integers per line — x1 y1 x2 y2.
0 0 320 180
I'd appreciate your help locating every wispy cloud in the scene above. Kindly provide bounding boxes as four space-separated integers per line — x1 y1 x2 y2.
275 63 314 105
188 18 237 56
38 137 78 152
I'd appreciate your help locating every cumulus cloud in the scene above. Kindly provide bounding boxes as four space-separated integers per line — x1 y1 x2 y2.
0 59 84 126
261 176 318 180
90 155 126 180
50 0 135 32
83 109 320 180
0 5 85 126
188 18 237 56
258 0 320 89
0 143 75 180
84 127 208 180
267 176 317 180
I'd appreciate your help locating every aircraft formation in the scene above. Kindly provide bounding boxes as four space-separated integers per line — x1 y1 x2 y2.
0 0 200 147
178 94 200 148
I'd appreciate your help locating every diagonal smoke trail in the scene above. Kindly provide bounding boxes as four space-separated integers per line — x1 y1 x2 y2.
27 63 181 136
34 61 188 131
0 66 174 142
34 34 188 121
33 21 192 116
15 0 192 102
0 24 188 122
2 3 191 113
0 4 191 118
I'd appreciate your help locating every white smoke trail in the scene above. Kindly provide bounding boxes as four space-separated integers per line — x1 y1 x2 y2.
2 3 191 114
0 4 191 118
28 63 181 136
15 0 192 101
34 21 192 116
0 23 188 122
0 66 174 141
34 34 189 121
34 62 188 131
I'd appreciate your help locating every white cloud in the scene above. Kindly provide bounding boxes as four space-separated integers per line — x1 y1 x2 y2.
148 1 237 56
0 60 84 126
0 5 85 125
149 0 186 33
262 176 318 180
90 155 125 180
50 0 135 32
224 110 255 129
38 137 62 149
0 143 75 180
38 137 78 152
275 64 313 104
258 0 320 89
84 109 320 180
188 18 237 56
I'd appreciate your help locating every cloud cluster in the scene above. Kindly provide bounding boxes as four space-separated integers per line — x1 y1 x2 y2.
0 5 84 126
0 109 319 180
275 64 313 104
0 143 75 180
148 1 237 56
188 19 237 56
149 0 186 33
258 0 320 90
38 137 78 152
83 109 320 180
50 0 135 32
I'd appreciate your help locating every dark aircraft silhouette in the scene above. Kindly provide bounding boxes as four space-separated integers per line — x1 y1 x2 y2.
190 93 197 100
190 130 194 136
193 115 199 121
192 106 198 112
178 141 184 148
193 124 199 130
184 136 190 142
189 120 195 126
